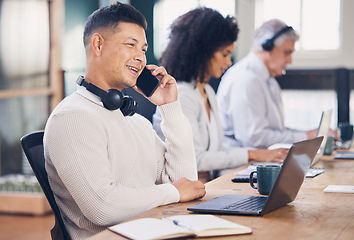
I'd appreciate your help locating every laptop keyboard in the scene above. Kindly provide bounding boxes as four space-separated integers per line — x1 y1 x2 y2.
222 196 267 212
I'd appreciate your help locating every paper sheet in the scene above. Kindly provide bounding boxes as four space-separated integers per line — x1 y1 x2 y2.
323 185 354 193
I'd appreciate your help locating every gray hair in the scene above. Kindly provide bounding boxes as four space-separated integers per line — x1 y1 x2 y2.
251 18 299 52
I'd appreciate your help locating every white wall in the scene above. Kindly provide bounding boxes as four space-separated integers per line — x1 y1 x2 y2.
235 0 354 69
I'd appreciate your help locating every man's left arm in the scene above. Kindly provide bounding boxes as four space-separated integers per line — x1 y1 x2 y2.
155 100 198 182
134 65 197 182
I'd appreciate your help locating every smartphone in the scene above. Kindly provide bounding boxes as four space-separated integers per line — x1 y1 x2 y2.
136 67 160 97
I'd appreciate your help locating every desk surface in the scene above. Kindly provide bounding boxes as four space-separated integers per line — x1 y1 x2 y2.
89 158 354 240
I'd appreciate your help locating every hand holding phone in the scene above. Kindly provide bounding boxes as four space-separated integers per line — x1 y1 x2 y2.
136 67 160 97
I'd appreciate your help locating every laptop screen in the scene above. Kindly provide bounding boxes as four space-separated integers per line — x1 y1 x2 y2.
316 109 332 153
262 136 323 214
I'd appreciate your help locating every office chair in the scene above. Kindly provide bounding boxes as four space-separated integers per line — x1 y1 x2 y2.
20 131 71 240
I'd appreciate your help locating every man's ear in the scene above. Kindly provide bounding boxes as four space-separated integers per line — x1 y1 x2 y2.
91 33 104 56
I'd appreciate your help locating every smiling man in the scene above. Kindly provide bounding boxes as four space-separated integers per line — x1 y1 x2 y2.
43 2 205 239
217 19 317 149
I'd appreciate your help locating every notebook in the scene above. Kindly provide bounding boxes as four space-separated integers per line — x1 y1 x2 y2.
187 136 323 216
109 215 252 239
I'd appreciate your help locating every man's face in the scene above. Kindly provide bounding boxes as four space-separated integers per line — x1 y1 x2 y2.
266 39 295 77
100 22 147 90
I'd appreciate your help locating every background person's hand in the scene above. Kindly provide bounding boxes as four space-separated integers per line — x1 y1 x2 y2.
306 129 318 139
248 148 288 163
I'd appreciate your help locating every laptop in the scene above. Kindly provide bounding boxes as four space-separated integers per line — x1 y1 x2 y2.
268 109 331 166
187 136 323 216
312 109 332 166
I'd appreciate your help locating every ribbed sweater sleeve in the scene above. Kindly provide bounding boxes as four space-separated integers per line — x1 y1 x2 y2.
156 101 198 182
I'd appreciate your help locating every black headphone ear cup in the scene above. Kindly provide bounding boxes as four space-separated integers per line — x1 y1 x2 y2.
102 89 124 110
76 76 137 116
262 39 274 51
261 26 293 51
120 96 138 116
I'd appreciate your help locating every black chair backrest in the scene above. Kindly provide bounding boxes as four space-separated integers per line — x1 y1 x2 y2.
20 131 71 240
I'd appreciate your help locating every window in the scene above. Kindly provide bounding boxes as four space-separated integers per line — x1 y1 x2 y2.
0 0 49 89
282 90 337 130
255 0 342 130
153 0 235 59
0 0 52 175
256 0 341 51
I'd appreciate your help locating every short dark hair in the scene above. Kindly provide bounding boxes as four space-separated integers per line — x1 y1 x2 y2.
83 1 147 47
160 7 239 83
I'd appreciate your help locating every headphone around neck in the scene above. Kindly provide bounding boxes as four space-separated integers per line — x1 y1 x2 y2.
76 75 137 116
261 26 293 51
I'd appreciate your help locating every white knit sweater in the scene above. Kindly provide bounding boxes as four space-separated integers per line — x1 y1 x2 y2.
44 85 197 239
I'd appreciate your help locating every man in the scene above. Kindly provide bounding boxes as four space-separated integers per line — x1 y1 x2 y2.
217 19 317 149
44 2 205 239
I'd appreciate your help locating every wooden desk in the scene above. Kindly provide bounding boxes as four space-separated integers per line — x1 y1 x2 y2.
89 158 354 240
0 213 54 240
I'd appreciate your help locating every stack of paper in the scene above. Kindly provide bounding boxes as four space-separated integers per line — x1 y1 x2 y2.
323 185 354 193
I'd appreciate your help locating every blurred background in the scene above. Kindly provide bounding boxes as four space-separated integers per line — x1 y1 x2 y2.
0 0 353 176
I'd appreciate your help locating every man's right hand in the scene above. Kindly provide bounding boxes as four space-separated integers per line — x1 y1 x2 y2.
172 177 206 202
133 65 178 106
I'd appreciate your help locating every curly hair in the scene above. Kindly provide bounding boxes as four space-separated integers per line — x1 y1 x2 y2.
160 7 239 84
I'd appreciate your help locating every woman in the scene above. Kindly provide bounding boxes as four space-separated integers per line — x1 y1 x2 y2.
153 7 287 183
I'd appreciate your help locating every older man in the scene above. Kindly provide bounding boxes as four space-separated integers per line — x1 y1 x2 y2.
217 19 317 149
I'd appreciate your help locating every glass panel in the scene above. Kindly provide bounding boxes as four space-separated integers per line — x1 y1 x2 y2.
153 0 235 59
199 0 235 16
282 90 337 130
260 0 301 30
64 70 85 96
258 0 340 51
0 0 49 90
0 0 50 175
0 95 49 175
154 0 198 59
302 0 340 50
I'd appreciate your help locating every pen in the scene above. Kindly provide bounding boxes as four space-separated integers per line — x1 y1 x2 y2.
172 220 192 229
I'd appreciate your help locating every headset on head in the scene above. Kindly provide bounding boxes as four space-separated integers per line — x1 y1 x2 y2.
261 26 293 51
76 75 137 116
